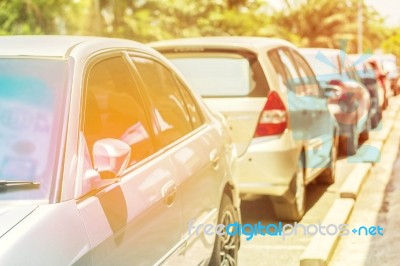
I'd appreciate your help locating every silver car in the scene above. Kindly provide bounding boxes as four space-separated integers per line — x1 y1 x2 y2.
0 36 240 265
151 37 338 221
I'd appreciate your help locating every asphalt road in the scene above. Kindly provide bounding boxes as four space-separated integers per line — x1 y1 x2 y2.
238 156 356 266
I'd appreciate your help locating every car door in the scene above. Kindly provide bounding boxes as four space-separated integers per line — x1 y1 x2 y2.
130 54 225 264
75 54 184 265
344 59 371 131
291 50 334 170
272 48 329 175
268 48 309 142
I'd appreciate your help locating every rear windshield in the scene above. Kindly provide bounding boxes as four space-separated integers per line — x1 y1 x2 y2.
163 52 269 97
302 53 340 77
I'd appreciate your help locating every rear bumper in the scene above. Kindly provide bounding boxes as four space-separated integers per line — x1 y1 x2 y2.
237 131 301 197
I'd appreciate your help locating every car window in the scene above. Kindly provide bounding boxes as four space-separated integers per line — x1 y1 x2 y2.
268 49 291 92
0 58 67 201
175 77 204 129
83 56 155 166
131 57 192 147
344 59 361 82
291 51 321 97
276 49 307 95
301 53 342 82
164 52 269 97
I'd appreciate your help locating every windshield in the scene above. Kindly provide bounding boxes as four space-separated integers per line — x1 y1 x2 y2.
302 53 341 78
0 58 67 202
164 52 269 97
381 59 398 78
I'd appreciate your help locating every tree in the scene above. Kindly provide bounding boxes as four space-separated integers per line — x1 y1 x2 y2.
271 0 388 54
0 0 73 35
67 0 271 42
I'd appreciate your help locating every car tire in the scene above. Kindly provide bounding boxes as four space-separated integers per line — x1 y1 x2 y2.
371 110 382 129
340 124 358 156
359 117 370 142
209 194 239 266
317 134 338 185
271 155 306 222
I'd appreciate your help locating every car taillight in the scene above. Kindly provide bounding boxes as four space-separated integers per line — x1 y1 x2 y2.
254 91 287 137
328 79 344 86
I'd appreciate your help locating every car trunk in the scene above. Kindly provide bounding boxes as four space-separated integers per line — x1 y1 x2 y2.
204 97 267 156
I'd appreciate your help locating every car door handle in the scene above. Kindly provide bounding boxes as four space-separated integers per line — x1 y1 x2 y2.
162 180 177 207
210 149 220 169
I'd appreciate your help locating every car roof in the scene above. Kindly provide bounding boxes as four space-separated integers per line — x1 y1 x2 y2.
0 35 154 59
150 36 296 53
299 48 343 57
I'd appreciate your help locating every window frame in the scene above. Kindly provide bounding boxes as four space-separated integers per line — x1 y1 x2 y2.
80 51 158 167
290 49 324 98
127 52 206 150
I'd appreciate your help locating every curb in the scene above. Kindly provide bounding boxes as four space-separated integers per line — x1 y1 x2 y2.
339 163 372 199
299 96 400 266
299 198 354 266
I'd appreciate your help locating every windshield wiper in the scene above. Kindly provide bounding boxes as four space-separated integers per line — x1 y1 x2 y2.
0 180 40 187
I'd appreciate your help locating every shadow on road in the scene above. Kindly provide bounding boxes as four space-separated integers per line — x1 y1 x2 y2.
240 182 329 225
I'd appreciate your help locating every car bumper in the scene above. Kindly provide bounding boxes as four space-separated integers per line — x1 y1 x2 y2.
237 131 301 197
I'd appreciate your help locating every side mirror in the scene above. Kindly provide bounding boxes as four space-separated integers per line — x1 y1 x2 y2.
93 138 131 179
323 85 341 99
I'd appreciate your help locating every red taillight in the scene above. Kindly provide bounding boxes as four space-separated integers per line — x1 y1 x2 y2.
328 79 344 86
254 91 287 137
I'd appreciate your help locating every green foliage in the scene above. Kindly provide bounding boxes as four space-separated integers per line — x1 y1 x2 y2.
0 0 73 35
271 0 389 54
0 0 398 57
382 29 400 59
67 0 270 42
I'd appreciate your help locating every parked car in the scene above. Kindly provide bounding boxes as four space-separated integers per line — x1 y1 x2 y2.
349 54 387 113
151 37 338 221
300 48 371 155
0 35 241 265
374 54 399 96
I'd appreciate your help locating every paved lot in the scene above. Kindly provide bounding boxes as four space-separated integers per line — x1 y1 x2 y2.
238 157 356 266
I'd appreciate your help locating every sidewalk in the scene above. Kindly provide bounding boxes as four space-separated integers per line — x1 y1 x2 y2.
329 99 400 266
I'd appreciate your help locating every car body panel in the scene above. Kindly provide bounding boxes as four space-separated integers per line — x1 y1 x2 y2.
152 37 336 198
0 201 91 266
300 48 371 137
0 36 240 265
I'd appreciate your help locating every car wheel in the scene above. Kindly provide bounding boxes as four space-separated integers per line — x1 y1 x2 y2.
209 194 239 266
272 156 306 222
371 110 382 129
359 117 370 142
317 134 338 185
340 124 358 156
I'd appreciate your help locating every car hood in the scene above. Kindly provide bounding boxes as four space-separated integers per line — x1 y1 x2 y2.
0 205 37 237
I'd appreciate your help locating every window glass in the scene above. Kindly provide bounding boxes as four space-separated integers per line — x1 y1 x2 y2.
176 78 204 129
165 52 269 97
301 53 342 81
292 51 321 97
344 60 362 83
132 57 192 146
268 49 290 92
0 58 67 201
276 49 306 95
84 57 154 166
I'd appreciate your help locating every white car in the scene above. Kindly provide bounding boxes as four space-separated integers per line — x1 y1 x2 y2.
151 37 338 221
0 36 240 265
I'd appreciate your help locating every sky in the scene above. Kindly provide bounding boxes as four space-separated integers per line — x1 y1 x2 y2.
365 0 400 27
268 0 400 27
